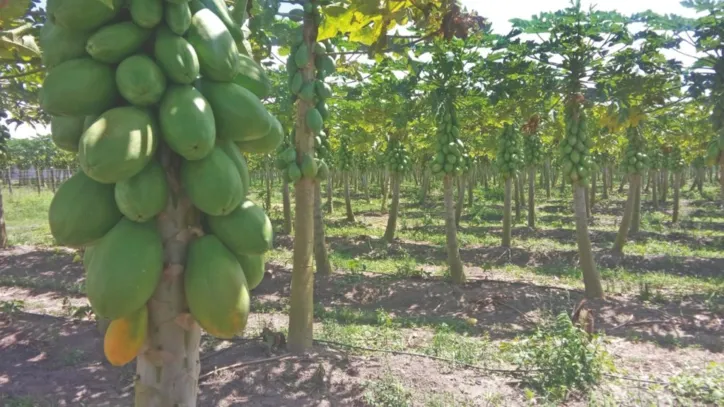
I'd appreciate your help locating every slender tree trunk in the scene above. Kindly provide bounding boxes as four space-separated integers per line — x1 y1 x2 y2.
419 169 429 205
618 174 626 193
380 169 388 213
518 171 526 208
585 186 591 219
5 168 12 195
602 166 609 200
673 172 681 224
719 160 724 206
630 179 641 234
282 178 292 235
467 173 474 207
0 184 7 248
265 162 272 211
362 173 370 203
697 167 704 194
50 169 57 193
288 17 316 353
573 183 603 298
590 171 597 210
344 171 355 222
613 174 639 254
503 177 512 248
483 166 489 190
35 167 42 194
661 168 669 203
325 176 333 214
559 172 566 195
644 170 651 193
652 169 659 209
514 174 521 222
527 167 535 228
443 175 465 283
455 175 465 227
383 172 400 242
135 147 201 406
314 182 332 275
544 159 551 199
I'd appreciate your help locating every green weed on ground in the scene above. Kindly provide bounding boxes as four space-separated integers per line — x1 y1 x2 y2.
3 187 54 246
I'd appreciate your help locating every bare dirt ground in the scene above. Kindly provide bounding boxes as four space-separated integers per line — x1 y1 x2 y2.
1 237 722 406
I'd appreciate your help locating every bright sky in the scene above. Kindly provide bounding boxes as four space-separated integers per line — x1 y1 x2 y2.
10 0 700 139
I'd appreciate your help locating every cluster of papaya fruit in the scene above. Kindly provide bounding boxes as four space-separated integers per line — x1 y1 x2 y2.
524 134 543 167
42 0 280 367
648 147 664 172
496 123 523 179
277 4 335 184
560 105 595 184
431 102 468 175
622 127 648 175
385 139 410 174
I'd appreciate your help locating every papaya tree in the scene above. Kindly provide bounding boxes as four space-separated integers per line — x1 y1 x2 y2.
39 0 283 404
511 1 633 298
0 117 9 248
496 123 524 247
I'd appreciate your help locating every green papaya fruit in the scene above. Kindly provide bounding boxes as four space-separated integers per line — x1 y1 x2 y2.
86 219 163 320
165 2 192 35
187 9 240 82
196 79 272 141
299 82 316 101
301 153 317 178
79 107 158 184
316 160 329 180
86 22 152 64
235 253 264 290
129 0 163 28
39 20 90 68
315 81 332 99
294 44 310 68
49 171 122 247
198 0 244 45
185 235 249 339
51 115 84 152
116 55 167 107
114 160 169 222
181 146 243 215
208 199 273 255
48 0 124 31
236 114 283 154
154 27 200 84
288 163 302 182
290 72 303 94
218 139 251 197
159 85 216 160
41 58 118 116
306 108 323 134
232 54 272 99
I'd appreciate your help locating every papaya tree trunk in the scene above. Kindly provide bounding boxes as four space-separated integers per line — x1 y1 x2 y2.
527 167 535 228
590 171 597 211
383 172 400 243
467 173 474 207
559 172 566 195
380 169 388 213
455 175 464 227
483 166 489 190
362 172 370 203
265 161 272 211
35 167 42 194
135 147 201 406
518 171 526 209
585 186 591 219
288 16 317 353
545 159 551 199
443 174 465 283
602 166 609 200
314 182 332 275
644 170 651 193
5 168 12 195
698 167 704 194
661 168 669 203
573 183 603 299
50 169 57 193
344 171 355 222
719 159 724 206
282 178 292 235
630 179 642 234
325 176 333 214
503 177 512 248
613 174 639 255
673 172 681 224
514 174 521 222
652 170 659 209
0 184 7 248
419 169 429 205
618 174 626 193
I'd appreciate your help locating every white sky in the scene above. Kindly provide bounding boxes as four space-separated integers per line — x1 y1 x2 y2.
10 0 700 138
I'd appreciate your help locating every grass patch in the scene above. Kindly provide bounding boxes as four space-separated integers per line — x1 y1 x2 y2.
3 187 55 246
363 372 412 407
